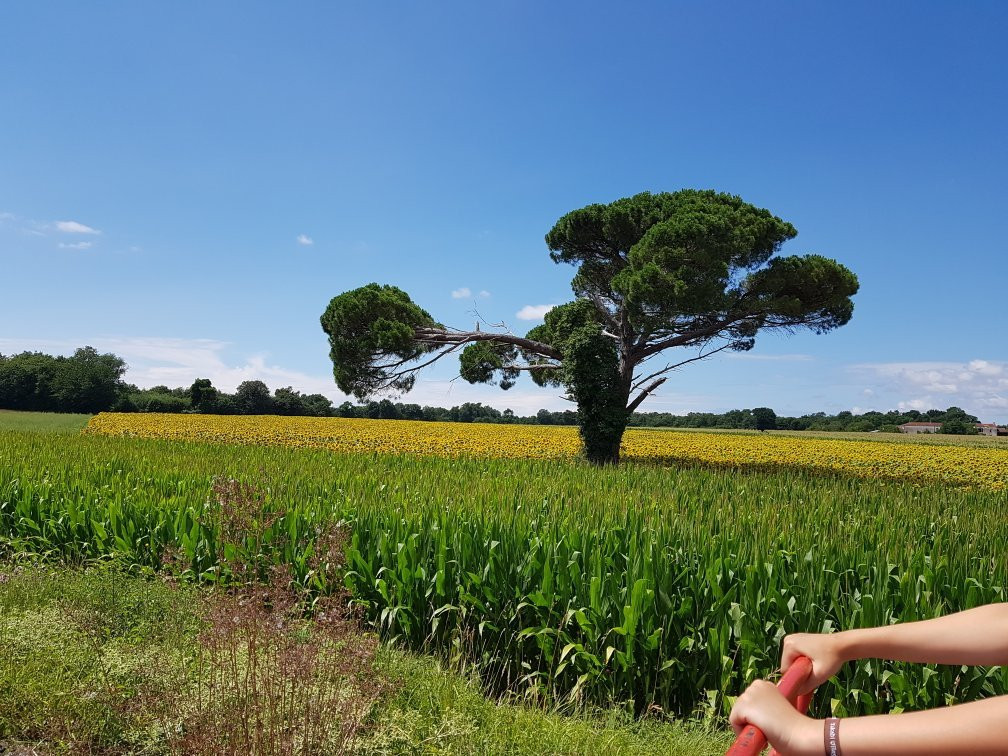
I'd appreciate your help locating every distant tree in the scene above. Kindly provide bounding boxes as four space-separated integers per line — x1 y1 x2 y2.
751 407 777 431
0 347 125 413
377 398 399 419
423 405 449 422
189 378 219 413
273 386 305 416
57 347 127 412
214 393 238 415
940 418 979 435
942 406 979 423
300 393 335 417
114 393 137 412
131 388 189 413
235 380 273 414
536 408 554 425
322 191 858 463
399 402 423 421
0 352 56 410
723 409 755 429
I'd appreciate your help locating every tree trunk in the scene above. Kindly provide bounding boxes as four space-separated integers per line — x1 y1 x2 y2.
565 329 630 465
576 389 630 465
579 418 627 464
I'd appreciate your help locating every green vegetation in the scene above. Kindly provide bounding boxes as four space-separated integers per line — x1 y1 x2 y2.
0 409 92 433
322 190 859 463
0 561 727 754
0 349 336 417
0 347 125 413
2 427 1005 725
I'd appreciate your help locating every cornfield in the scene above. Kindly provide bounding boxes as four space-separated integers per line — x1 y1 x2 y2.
3 421 1007 719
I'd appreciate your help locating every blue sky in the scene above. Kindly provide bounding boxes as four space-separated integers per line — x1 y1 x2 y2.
2 2 1006 421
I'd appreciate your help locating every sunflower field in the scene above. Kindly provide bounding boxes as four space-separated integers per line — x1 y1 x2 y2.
85 412 1008 490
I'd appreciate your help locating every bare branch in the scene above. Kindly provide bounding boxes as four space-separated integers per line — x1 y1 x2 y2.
468 306 514 336
510 364 561 372
375 343 461 372
634 314 751 360
626 377 667 413
367 343 467 394
586 292 620 331
414 327 562 361
630 342 734 391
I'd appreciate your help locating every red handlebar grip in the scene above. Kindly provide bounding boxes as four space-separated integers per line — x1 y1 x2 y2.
724 656 814 756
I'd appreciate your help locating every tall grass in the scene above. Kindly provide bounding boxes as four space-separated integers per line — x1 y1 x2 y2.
2 430 1006 719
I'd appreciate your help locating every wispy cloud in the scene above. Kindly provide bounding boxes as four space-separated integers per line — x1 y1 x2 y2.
851 359 1008 418
56 220 101 234
516 304 556 321
58 241 94 250
451 288 491 300
0 335 576 413
296 234 314 246
0 331 643 417
0 336 342 398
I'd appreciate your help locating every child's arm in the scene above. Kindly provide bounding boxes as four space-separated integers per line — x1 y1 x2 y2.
782 603 1008 692
730 683 1008 755
729 603 1008 754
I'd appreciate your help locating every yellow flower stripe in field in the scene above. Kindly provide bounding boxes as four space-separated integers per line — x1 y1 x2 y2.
84 413 1008 490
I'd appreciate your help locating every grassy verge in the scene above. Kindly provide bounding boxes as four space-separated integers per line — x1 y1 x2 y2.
0 409 92 433
0 560 728 754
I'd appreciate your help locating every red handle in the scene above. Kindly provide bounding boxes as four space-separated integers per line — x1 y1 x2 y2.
725 656 814 756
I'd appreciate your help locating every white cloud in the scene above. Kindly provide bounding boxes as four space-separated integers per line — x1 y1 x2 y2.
969 359 1002 376
56 220 101 234
451 287 472 299
852 359 1008 420
0 336 342 399
297 234 314 246
0 335 579 413
516 304 556 321
58 241 93 250
479 290 491 298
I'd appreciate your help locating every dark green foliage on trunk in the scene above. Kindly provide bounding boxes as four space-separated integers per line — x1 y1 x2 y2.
563 329 627 464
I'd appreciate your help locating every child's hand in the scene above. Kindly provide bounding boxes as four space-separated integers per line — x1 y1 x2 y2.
729 680 819 755
781 632 848 694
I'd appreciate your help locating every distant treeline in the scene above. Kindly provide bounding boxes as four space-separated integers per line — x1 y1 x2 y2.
0 349 334 417
0 347 988 433
338 401 985 434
